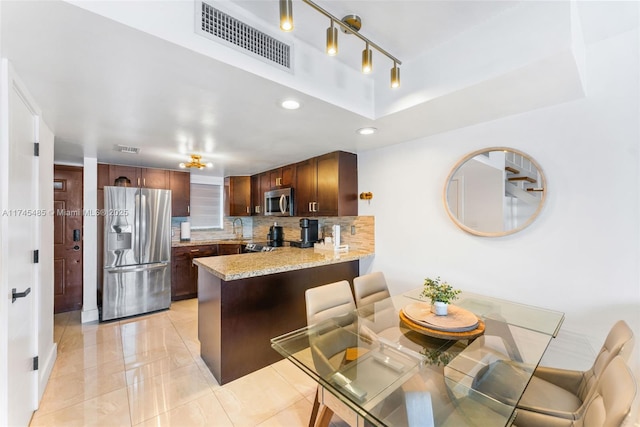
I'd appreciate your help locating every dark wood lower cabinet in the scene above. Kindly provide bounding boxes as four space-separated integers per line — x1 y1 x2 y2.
197 260 359 384
171 245 217 300
171 244 245 300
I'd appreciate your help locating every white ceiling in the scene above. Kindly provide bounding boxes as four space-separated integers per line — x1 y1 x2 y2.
0 0 590 177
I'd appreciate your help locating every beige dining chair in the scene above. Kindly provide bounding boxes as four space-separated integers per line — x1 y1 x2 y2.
353 271 390 308
514 355 637 427
516 320 634 420
305 280 356 326
304 280 357 427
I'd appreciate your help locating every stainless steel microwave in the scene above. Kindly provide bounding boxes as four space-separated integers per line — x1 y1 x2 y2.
264 188 294 216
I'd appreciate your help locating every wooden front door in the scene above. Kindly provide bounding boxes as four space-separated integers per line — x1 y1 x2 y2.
53 165 83 313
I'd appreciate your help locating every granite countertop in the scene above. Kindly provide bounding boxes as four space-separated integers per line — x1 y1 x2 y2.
193 246 374 281
171 239 250 247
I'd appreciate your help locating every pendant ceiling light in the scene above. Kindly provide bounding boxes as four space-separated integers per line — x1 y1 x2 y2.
278 0 401 88
179 154 212 169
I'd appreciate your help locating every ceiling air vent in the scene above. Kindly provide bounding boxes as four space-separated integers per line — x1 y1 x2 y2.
197 1 291 70
114 144 141 155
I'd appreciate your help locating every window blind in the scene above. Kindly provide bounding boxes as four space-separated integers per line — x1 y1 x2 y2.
189 183 223 229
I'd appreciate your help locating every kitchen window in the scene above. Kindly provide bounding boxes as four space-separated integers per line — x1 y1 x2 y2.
189 176 224 229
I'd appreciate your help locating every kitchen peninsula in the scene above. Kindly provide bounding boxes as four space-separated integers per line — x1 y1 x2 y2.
194 246 374 384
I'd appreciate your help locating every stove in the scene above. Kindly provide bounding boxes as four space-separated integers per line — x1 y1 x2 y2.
244 243 276 252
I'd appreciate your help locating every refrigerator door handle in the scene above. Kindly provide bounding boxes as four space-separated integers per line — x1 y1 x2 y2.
105 262 168 274
140 192 147 259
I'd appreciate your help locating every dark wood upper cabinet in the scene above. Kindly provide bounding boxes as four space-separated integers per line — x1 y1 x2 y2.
225 176 251 216
235 151 358 216
170 170 190 217
97 163 110 190
268 165 295 189
106 165 169 189
100 163 189 217
294 151 358 217
250 172 270 215
141 168 169 189
108 165 140 187
294 158 317 217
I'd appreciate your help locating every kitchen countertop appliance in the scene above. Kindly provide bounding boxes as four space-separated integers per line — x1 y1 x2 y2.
102 186 171 321
290 218 319 248
267 223 284 247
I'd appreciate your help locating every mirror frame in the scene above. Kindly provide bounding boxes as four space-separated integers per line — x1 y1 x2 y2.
443 147 547 237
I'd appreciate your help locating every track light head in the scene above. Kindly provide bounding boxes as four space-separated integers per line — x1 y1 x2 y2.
279 0 294 31
326 21 338 56
362 45 373 74
391 63 400 88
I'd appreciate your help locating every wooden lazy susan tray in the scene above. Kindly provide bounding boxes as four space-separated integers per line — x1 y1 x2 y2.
399 302 485 340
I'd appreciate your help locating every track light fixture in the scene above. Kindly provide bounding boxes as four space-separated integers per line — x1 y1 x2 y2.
279 0 401 88
279 0 293 32
326 20 338 56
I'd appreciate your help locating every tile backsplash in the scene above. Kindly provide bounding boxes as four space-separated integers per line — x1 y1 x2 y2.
171 217 254 242
171 215 374 251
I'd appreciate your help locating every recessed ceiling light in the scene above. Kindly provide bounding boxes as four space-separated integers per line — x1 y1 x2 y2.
281 99 300 110
356 127 377 135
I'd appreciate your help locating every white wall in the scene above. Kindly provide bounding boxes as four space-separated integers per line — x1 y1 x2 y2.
82 158 99 323
358 23 639 414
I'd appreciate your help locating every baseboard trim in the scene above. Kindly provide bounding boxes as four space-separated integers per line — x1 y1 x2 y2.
81 308 99 323
37 342 57 405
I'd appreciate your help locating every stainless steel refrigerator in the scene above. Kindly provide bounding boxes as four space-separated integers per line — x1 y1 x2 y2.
102 186 171 321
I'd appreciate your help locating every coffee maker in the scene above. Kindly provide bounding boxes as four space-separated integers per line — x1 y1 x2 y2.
291 218 318 248
267 223 284 247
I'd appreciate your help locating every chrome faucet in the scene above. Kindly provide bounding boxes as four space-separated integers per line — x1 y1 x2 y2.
232 218 243 240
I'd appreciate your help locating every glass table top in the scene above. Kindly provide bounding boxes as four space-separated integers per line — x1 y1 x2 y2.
271 289 565 427
403 289 565 338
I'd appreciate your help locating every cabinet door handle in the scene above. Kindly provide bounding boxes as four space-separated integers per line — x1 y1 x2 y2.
246 206 250 214
137 177 141 186
190 249 200 252
309 202 312 212
187 205 190 214
143 178 146 187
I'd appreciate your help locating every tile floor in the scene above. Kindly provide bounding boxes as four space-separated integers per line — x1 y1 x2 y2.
31 299 341 426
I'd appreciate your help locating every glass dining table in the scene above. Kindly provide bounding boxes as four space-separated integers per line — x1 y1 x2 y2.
271 289 565 427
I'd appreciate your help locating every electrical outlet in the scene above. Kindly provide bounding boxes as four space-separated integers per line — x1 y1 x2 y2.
351 225 356 235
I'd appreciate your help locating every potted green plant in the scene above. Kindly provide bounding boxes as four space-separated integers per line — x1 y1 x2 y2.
421 276 460 316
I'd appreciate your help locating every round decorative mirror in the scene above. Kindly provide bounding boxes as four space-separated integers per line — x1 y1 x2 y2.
444 148 546 237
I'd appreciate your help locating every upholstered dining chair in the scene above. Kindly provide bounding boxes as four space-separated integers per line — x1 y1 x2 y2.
516 320 634 421
305 280 357 427
305 280 356 326
514 355 637 427
353 271 390 308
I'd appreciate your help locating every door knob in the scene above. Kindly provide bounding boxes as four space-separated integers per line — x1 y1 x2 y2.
12 287 31 303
